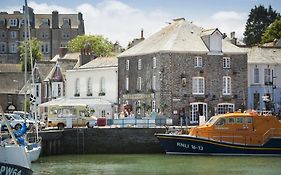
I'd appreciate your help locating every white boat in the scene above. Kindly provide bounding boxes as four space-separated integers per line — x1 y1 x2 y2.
0 107 33 175
26 138 42 162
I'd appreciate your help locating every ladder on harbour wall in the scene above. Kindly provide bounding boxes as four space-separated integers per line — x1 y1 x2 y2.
76 128 85 154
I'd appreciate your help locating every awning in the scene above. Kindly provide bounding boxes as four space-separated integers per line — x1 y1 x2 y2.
38 98 113 108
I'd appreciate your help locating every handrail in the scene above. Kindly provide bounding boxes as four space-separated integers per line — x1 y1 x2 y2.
262 128 281 144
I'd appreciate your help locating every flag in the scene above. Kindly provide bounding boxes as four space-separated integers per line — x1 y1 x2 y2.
30 94 36 105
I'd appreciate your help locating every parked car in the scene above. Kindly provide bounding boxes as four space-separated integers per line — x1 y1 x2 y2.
13 111 46 130
0 113 35 130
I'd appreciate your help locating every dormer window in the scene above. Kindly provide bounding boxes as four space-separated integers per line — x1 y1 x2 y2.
9 19 18 27
42 18 49 25
210 30 222 53
63 18 70 25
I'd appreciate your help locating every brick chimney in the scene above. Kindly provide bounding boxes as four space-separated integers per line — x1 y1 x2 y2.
141 29 144 39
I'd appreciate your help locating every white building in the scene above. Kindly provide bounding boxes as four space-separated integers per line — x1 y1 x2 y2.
65 56 118 118
247 46 281 112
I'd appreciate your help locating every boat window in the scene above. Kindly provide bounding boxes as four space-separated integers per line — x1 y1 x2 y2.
246 117 252 124
216 118 226 126
228 117 235 124
206 117 218 125
236 117 244 124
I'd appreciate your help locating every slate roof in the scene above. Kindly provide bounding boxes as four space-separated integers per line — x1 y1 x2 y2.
119 18 244 57
34 61 56 83
44 59 77 81
35 14 80 28
245 47 281 64
79 57 117 69
0 72 26 94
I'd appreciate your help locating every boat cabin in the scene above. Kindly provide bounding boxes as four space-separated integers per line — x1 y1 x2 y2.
189 111 281 145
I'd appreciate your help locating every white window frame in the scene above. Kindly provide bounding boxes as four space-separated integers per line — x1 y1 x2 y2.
253 68 259 84
152 100 156 112
194 56 203 67
41 42 49 54
62 32 70 39
223 76 231 95
153 57 157 69
223 57 230 68
99 77 105 93
126 60 130 71
217 103 235 114
41 32 49 39
75 78 80 96
190 102 208 124
9 42 17 53
63 18 70 25
87 78 92 95
264 68 271 85
138 59 142 70
152 75 156 91
42 18 49 25
9 19 18 27
137 100 141 115
137 77 142 91
125 77 129 91
192 77 205 95
57 83 61 97
10 31 17 39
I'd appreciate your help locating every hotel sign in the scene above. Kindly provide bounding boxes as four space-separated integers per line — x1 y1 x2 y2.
123 93 153 100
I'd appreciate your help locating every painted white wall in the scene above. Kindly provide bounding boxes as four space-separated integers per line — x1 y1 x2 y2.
210 31 222 52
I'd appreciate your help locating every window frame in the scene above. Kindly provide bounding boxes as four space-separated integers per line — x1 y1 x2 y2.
152 57 157 69
192 77 205 95
217 103 235 114
223 57 231 68
126 60 130 71
223 76 231 95
138 59 142 70
253 67 259 84
194 56 203 67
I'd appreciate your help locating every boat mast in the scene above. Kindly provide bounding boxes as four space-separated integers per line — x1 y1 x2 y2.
23 0 28 123
26 0 39 140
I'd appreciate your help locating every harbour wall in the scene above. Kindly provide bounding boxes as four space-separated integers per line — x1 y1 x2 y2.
30 128 166 156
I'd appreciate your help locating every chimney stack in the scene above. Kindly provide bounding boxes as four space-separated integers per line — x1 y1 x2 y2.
58 47 68 58
141 29 144 39
230 32 235 39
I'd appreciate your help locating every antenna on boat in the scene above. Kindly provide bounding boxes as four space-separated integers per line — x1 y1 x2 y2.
23 0 28 123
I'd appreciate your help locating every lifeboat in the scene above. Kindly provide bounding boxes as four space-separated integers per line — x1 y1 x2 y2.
155 111 281 155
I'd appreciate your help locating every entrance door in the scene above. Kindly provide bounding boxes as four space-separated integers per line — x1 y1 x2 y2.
190 102 207 124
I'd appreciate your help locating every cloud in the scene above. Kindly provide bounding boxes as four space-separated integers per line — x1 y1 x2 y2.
196 11 247 39
3 0 171 47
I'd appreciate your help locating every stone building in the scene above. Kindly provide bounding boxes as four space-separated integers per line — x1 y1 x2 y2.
0 6 84 63
118 18 247 124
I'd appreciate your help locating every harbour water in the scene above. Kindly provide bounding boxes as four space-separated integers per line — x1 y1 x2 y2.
33 154 281 175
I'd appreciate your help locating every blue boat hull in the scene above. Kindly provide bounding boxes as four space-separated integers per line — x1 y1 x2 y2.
155 134 281 155
0 162 32 175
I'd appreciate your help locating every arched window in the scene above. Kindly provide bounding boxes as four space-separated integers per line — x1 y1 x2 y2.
75 78 80 96
87 78 92 96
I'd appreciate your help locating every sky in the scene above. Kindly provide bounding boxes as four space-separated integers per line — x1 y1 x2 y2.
2 0 281 47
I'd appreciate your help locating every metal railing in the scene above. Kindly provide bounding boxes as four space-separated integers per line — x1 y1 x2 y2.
106 118 171 128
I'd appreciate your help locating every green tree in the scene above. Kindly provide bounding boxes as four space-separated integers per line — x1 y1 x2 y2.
261 18 281 44
19 38 43 71
243 5 280 46
68 35 114 57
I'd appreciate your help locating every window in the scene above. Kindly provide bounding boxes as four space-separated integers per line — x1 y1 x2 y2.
101 110 106 117
22 31 29 38
236 117 244 124
75 78 80 96
254 68 259 84
216 118 226 126
126 60 130 71
9 43 17 53
138 59 142 70
58 84 61 97
228 117 235 124
63 18 70 25
137 77 142 91
62 32 70 39
42 18 49 25
0 42 6 53
182 78 187 87
41 43 49 53
10 31 17 39
99 77 105 94
152 100 156 112
152 75 156 91
153 57 157 69
264 68 271 85
8 95 12 104
223 57 230 68
194 56 203 67
246 117 252 124
223 76 231 95
36 84 40 97
0 31 6 38
87 78 92 96
137 100 141 115
217 103 234 114
192 77 205 94
41 32 49 39
9 19 18 27
125 77 129 91
190 102 208 124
